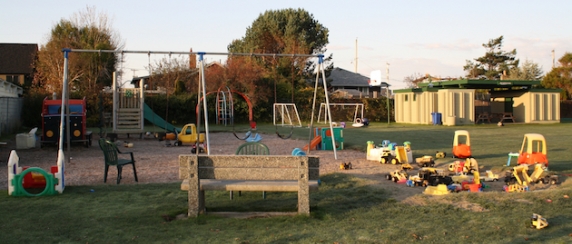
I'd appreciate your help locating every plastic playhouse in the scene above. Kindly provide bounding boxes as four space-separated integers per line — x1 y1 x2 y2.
7 150 65 196
303 127 344 151
41 97 92 147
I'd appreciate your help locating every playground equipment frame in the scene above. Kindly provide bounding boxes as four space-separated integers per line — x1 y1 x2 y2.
60 49 338 159
318 103 364 124
273 103 302 127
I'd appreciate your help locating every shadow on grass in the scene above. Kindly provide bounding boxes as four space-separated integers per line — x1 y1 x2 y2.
199 173 390 219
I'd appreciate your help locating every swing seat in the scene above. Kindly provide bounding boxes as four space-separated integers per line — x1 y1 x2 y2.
245 133 262 142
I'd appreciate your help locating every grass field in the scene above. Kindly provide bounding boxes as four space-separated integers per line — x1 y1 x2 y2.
1 123 571 243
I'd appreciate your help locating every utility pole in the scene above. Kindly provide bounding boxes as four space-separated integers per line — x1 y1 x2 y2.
552 49 555 69
354 38 358 73
386 62 390 125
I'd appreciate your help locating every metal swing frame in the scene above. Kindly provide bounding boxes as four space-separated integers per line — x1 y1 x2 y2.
61 49 338 159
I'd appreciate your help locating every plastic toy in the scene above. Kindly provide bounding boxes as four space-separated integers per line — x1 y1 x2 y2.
376 141 413 165
41 97 91 147
480 170 499 182
407 167 448 187
415 156 435 167
530 213 548 229
448 158 479 174
8 150 65 196
175 124 206 146
517 133 548 167
435 151 447 159
423 184 450 195
339 162 352 170
504 164 558 187
452 130 471 158
385 170 409 183
464 171 481 192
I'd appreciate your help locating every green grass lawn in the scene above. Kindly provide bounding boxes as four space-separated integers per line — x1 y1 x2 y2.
2 123 571 243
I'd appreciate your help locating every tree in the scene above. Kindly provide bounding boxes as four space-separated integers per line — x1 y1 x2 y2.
227 8 332 102
463 36 519 80
507 59 544 80
149 56 192 95
542 52 572 99
33 6 122 96
402 73 425 88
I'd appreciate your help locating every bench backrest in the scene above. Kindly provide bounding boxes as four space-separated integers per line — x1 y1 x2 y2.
179 155 319 181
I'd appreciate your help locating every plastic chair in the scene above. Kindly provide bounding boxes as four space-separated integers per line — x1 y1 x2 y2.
233 142 270 199
98 138 138 184
235 142 270 155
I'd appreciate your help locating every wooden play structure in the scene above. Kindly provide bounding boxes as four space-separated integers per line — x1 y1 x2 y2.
111 74 145 136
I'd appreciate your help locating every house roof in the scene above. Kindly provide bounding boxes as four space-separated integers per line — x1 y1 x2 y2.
328 67 389 88
0 43 38 74
416 79 541 89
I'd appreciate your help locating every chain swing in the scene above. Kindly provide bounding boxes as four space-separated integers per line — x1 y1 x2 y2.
273 55 294 139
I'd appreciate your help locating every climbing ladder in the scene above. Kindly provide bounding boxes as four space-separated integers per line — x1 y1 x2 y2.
112 74 145 136
216 86 233 125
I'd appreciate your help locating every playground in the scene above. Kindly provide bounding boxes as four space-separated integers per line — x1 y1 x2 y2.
1 123 572 243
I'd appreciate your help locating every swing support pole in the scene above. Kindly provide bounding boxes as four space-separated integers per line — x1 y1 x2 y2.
61 49 333 158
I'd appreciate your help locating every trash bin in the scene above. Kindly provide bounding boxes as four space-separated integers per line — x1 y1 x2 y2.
446 116 456 126
431 112 442 125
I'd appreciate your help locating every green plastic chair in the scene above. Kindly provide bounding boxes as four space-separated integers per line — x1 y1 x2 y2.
235 142 270 155
233 142 270 199
98 138 138 184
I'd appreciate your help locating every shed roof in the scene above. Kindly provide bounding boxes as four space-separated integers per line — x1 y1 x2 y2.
416 79 540 89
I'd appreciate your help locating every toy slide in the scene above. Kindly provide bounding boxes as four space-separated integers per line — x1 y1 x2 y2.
303 136 322 151
143 103 181 133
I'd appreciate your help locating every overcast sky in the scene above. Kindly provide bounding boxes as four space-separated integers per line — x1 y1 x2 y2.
3 0 571 89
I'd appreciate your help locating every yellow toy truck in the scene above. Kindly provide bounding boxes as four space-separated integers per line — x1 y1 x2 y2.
174 124 206 147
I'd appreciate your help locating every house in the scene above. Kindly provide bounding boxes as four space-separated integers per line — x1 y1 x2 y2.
393 79 561 125
0 43 38 88
130 61 224 90
326 67 390 98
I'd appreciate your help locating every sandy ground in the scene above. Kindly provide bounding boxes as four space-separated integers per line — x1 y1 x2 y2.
0 132 556 204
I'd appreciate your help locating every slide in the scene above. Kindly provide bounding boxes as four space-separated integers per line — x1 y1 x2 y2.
303 136 322 151
143 103 181 133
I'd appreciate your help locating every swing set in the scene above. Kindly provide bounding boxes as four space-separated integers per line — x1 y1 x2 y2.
60 49 339 159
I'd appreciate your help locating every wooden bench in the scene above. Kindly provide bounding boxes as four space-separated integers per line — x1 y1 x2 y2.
475 112 492 123
179 155 319 217
500 112 516 123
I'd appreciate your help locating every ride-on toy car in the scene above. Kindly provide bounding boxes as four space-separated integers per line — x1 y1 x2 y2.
452 130 471 158
518 133 548 167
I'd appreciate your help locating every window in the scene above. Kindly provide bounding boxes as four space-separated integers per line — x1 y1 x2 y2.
6 75 19 84
405 94 409 101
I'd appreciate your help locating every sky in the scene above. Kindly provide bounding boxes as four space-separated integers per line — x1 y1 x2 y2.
3 0 572 90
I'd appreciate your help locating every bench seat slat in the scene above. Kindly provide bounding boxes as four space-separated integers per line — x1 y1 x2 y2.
181 179 319 191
